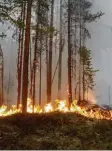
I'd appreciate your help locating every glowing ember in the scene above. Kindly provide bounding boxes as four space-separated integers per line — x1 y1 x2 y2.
0 98 112 120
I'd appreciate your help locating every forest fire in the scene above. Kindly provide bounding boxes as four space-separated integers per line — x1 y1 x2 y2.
0 98 112 120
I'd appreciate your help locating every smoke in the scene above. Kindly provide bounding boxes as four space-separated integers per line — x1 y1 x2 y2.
86 0 112 105
0 0 112 105
85 90 96 104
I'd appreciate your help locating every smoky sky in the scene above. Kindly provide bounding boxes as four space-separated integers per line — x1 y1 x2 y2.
86 0 112 105
0 0 112 105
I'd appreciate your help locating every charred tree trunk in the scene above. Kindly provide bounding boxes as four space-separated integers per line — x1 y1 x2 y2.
17 2 26 108
78 0 82 103
39 48 42 106
46 14 49 103
22 0 32 113
82 11 85 101
58 0 63 100
74 1 77 99
0 45 4 106
74 21 77 99
32 5 39 111
39 25 43 106
82 61 85 100
1 54 4 106
17 27 22 108
47 0 54 103
68 0 72 108
29 41 33 98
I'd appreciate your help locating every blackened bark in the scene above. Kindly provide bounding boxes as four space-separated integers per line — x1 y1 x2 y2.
58 0 63 100
22 0 32 113
17 1 26 108
78 0 82 103
68 0 72 108
47 0 54 103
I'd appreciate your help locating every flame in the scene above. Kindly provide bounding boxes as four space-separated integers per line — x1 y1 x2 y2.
44 103 53 113
55 100 68 112
0 98 112 120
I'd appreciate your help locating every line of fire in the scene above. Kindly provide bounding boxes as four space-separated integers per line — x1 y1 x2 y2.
0 0 112 121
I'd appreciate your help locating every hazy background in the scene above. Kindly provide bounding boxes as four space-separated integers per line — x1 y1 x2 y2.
0 0 112 105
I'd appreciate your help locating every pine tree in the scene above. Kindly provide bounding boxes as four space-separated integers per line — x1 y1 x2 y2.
68 0 72 108
47 0 54 103
79 46 98 99
64 0 103 103
22 0 33 113
32 1 40 111
17 1 26 108
58 0 63 100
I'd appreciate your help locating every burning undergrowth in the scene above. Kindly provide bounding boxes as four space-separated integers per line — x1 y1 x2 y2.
0 98 112 120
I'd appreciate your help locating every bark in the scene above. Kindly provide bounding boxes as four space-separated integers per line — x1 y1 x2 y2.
22 0 32 113
32 2 40 111
74 0 77 99
0 46 4 106
39 25 42 106
1 54 4 106
78 0 82 103
68 0 72 108
29 41 33 98
74 20 77 99
7 71 10 106
17 2 26 108
17 27 21 108
47 0 54 103
82 11 85 101
58 0 63 100
46 13 49 103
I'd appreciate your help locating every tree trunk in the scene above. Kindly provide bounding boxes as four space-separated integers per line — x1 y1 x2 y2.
17 1 26 108
22 0 32 113
47 0 54 103
68 0 72 108
0 45 4 106
46 13 49 103
39 25 42 106
17 27 21 108
74 0 77 99
82 10 85 101
33 3 40 109
58 0 63 100
1 54 4 106
78 0 82 103
7 71 10 106
29 40 33 98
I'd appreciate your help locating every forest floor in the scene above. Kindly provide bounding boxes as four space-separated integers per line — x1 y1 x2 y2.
0 112 112 150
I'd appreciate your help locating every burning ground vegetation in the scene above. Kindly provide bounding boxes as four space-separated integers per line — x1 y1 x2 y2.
0 100 112 149
0 98 112 120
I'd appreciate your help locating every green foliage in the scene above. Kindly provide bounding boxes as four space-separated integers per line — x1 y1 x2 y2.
0 0 50 38
79 46 98 90
32 26 56 34
0 113 112 150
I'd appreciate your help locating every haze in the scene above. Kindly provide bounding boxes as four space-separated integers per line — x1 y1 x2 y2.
0 0 112 105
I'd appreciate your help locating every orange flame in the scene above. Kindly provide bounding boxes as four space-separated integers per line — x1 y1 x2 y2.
44 103 53 113
0 98 112 120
